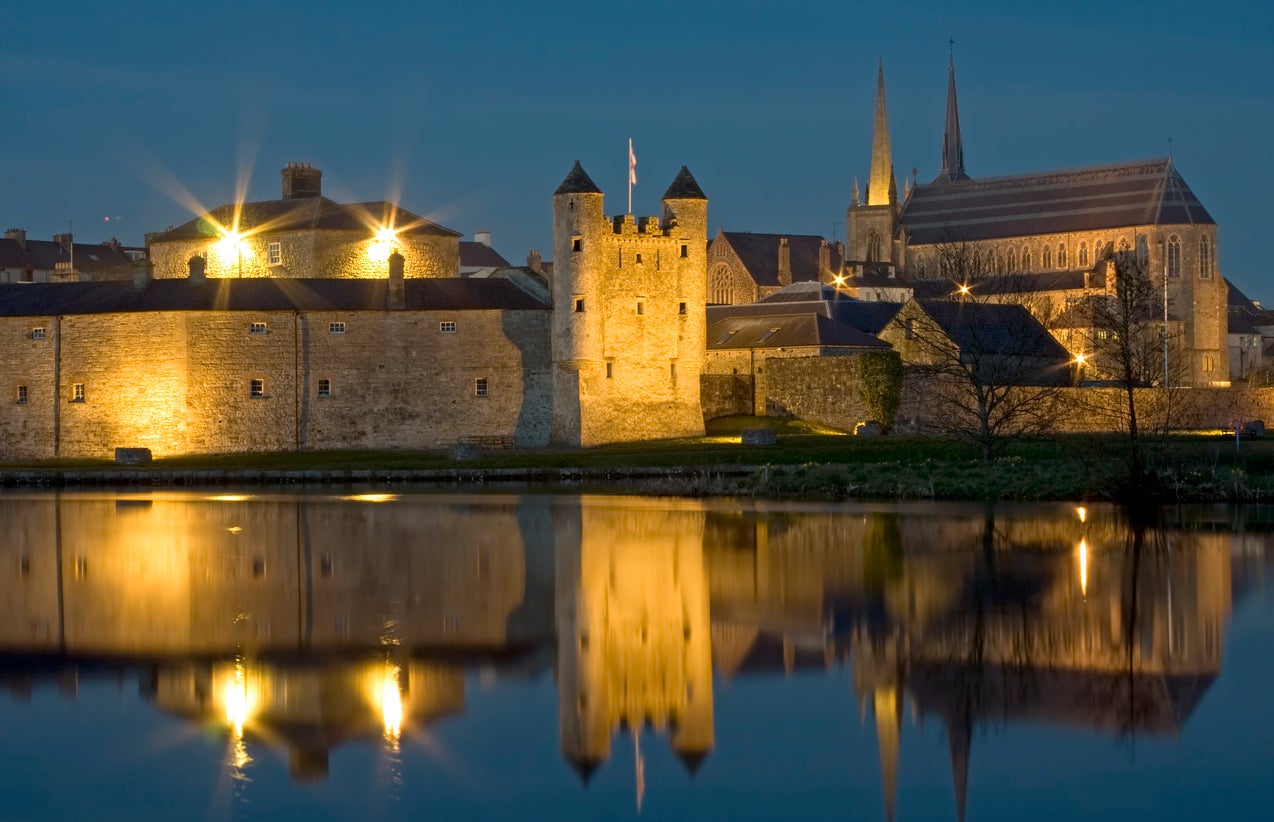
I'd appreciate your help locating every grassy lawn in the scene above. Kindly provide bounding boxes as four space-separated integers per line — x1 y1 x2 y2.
3 415 1273 502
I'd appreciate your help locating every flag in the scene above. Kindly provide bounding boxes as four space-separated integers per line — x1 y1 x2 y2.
628 138 637 186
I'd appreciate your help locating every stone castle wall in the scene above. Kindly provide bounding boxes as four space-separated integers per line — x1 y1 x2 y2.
0 307 551 460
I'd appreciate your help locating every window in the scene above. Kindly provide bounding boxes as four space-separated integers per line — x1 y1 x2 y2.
710 265 734 305
328 321 346 334
866 231 881 262
1119 238 1131 253
267 242 282 265
636 300 644 315
31 327 45 340
1136 235 1149 265
440 321 457 333
317 378 331 398
670 362 677 380
1058 243 1067 268
250 322 268 335
678 302 687 315
605 362 613 378
680 244 688 258
573 298 585 313
714 330 737 345
474 377 488 397
635 253 643 264
1167 235 1182 278
1079 242 1088 267
1043 246 1052 268
1200 236 1213 278
250 379 264 398
72 383 84 402
1021 247 1030 271
758 327 780 343
1006 250 1016 271
572 237 582 252
1203 354 1216 372
16 385 27 405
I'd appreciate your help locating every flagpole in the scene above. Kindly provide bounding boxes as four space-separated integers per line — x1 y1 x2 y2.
628 138 633 215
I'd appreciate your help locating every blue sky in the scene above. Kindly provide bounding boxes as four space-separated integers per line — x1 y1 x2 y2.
3 1 1271 296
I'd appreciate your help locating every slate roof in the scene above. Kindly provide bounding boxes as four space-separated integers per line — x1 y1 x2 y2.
718 232 841 287
967 269 1105 296
1049 296 1182 328
708 282 904 335
707 312 889 351
151 198 460 243
662 166 707 200
0 238 142 275
914 299 1072 363
0 277 548 317
901 158 1213 245
554 161 602 195
459 242 511 268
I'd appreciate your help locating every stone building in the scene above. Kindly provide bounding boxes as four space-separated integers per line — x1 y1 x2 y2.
844 58 1228 387
0 229 143 283
707 230 844 305
551 163 709 446
147 162 461 281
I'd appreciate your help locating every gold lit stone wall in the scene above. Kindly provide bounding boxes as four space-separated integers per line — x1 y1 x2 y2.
0 314 58 460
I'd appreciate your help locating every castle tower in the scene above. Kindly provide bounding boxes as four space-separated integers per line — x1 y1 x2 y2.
551 162 708 446
934 54 970 184
847 62 899 266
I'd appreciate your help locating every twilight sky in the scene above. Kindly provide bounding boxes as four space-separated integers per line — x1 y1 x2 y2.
3 0 1271 297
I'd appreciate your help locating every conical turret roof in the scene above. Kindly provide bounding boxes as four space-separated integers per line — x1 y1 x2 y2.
662 166 707 200
555 161 602 195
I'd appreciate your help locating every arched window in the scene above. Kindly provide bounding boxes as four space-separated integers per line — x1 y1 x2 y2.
1007 250 1016 271
1021 246 1030 271
1167 235 1182 278
710 264 735 305
1043 245 1052 268
1118 238 1130 253
1079 242 1088 267
1136 235 1149 265
1058 243 1067 268
1199 236 1212 278
866 231 881 262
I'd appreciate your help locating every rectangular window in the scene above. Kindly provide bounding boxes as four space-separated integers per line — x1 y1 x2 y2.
670 362 677 380
250 322 268 335
16 385 27 404
605 362 613 378
572 237 582 252
72 383 84 402
317 378 332 398
250 379 265 398
680 244 688 258
474 377 488 398
635 253 643 264
328 321 346 335
267 242 282 265
573 298 585 313
31 327 45 340
636 300 645 315
678 302 687 315
440 321 457 333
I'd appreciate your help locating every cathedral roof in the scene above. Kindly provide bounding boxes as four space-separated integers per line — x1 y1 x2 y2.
0 276 549 316
554 161 602 195
710 283 904 334
662 166 707 200
715 232 841 288
901 158 1213 245
151 198 461 243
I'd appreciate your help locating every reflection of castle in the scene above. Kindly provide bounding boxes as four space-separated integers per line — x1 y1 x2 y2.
0 494 1244 812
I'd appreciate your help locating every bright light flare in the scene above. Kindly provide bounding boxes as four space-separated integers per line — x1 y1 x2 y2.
1075 352 1087 366
1076 505 1087 523
212 231 252 266
368 227 398 262
958 283 970 295
1078 538 1089 597
379 665 404 739
223 663 254 736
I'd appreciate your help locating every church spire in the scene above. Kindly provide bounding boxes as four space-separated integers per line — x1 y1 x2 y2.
936 51 970 183
867 58 896 207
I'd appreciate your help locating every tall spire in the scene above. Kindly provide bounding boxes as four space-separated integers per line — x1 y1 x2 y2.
936 51 970 183
867 58 895 207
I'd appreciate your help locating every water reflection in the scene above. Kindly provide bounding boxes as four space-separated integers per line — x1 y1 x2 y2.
0 493 1266 818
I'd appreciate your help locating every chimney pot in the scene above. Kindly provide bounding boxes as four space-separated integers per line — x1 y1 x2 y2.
281 162 322 199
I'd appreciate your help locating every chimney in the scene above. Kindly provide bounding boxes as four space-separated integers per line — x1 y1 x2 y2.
818 239 831 278
52 232 73 254
4 228 26 249
527 249 543 274
474 229 492 247
777 237 791 286
104 237 121 251
131 256 153 291
188 255 207 283
281 162 322 199
388 251 406 309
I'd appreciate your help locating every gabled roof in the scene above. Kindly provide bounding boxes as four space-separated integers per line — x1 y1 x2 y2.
901 158 1213 245
0 238 141 275
716 232 840 287
0 277 548 317
913 299 1072 363
967 269 1105 296
151 198 460 243
709 282 903 334
707 312 889 351
459 242 511 268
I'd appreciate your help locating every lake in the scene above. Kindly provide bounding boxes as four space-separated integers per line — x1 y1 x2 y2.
0 492 1271 820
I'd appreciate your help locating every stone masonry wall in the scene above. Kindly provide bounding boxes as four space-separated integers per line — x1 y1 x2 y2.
0 316 58 460
762 355 879 429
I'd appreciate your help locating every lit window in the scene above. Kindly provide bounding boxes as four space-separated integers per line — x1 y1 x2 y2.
1203 354 1215 372
250 322 268 335
1200 236 1212 278
317 378 331 398
1167 235 1182 278
31 327 45 340
474 377 488 397
440 321 457 333
329 321 346 334
250 379 264 398
72 383 84 402
267 242 282 265
16 385 27 404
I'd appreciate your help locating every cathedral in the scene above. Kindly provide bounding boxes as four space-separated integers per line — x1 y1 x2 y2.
845 58 1227 387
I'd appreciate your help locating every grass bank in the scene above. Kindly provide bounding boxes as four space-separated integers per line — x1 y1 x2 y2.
2 416 1273 502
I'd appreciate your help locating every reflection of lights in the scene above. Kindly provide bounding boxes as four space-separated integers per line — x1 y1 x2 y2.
343 493 398 503
1078 539 1089 597
380 665 404 740
368 227 398 262
208 494 253 503
1076 506 1087 524
224 662 254 736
